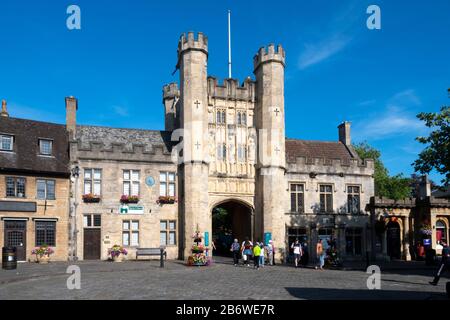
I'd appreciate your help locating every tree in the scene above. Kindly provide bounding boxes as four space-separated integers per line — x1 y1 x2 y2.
414 105 450 186
353 142 412 200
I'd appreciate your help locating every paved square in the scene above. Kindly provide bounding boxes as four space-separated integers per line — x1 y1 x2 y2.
0 258 448 300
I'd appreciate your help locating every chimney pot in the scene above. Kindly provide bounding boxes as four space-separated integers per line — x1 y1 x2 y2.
1 99 8 117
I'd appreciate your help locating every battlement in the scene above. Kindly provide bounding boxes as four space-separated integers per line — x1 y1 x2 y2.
207 76 255 102
287 156 375 175
253 44 286 71
163 83 180 101
178 31 208 56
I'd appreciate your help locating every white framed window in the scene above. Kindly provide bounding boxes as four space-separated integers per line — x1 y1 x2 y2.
123 220 139 247
0 135 13 151
83 214 101 228
319 184 333 213
290 183 305 213
216 110 226 124
217 144 227 160
123 170 140 196
39 139 53 156
84 169 102 195
159 172 176 197
160 220 177 246
347 185 361 214
36 179 55 200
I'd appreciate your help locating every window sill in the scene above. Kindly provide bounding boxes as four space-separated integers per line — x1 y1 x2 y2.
38 154 54 158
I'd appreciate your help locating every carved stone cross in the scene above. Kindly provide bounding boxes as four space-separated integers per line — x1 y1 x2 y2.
194 100 201 109
195 141 201 150
274 107 280 117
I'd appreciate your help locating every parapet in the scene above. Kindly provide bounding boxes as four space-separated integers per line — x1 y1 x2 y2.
178 31 208 57
287 156 375 176
253 44 286 72
207 76 255 102
163 83 180 101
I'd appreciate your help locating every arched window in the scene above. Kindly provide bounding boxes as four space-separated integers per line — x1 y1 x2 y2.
222 111 226 124
216 111 221 124
237 112 242 125
242 113 247 125
436 220 447 244
223 144 227 160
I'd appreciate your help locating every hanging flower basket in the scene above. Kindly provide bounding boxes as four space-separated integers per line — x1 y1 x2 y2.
82 194 101 203
157 196 177 205
120 195 140 204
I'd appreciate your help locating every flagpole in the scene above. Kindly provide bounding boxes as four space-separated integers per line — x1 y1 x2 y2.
228 10 232 78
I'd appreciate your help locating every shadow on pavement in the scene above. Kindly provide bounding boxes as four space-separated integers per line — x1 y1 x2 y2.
285 287 448 300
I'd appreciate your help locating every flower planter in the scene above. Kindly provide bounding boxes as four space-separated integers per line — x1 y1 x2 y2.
83 197 101 203
37 255 50 264
192 250 204 254
113 255 123 262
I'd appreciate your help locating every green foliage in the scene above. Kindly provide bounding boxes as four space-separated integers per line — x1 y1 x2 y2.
414 106 450 186
353 142 412 200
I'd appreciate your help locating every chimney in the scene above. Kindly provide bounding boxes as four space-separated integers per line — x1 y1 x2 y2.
1 100 9 117
419 175 431 199
338 121 351 145
65 96 78 139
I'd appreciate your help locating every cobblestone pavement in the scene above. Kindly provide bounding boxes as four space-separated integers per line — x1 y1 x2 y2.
0 257 448 300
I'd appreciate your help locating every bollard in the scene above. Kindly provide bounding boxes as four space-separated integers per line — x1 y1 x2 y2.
160 248 164 268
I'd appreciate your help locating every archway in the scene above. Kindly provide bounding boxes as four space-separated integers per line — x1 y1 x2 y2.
386 221 401 260
212 200 252 256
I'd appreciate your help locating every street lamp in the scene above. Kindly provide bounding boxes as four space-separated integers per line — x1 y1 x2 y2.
70 165 80 261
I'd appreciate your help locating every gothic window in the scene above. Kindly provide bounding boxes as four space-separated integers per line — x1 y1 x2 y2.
223 144 227 160
290 184 304 213
242 112 247 125
237 112 242 125
237 144 247 162
347 186 361 214
319 185 333 213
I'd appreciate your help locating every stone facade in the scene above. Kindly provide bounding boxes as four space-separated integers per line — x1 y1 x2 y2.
0 176 70 262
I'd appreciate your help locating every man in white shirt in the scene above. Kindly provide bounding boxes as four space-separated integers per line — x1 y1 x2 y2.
291 239 303 268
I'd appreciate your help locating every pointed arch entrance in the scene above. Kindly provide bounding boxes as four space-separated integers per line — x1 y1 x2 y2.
211 199 254 256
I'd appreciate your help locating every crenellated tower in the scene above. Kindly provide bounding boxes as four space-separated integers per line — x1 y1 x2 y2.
177 32 210 259
254 44 287 259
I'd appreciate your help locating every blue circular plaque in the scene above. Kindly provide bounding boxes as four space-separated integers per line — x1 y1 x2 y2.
145 176 155 187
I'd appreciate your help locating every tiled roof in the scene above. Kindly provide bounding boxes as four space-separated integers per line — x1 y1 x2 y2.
76 125 173 153
0 117 69 176
285 139 355 163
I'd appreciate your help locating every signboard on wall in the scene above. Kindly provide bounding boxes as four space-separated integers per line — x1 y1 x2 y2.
119 205 144 215
264 232 272 245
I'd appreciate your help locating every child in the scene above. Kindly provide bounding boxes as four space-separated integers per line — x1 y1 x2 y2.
253 242 261 269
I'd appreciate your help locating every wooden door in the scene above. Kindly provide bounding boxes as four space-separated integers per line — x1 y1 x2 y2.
4 220 27 261
83 228 101 260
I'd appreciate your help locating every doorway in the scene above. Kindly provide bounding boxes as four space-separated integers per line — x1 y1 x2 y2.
4 220 27 261
83 214 102 260
387 221 401 260
212 200 252 256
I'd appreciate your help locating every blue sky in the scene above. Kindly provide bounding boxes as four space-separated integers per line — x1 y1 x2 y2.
0 1 449 184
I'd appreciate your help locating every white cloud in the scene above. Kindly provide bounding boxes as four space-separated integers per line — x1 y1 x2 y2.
113 105 129 117
298 35 352 70
353 90 427 141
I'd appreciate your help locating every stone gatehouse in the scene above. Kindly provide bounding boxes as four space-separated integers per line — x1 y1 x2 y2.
66 31 375 262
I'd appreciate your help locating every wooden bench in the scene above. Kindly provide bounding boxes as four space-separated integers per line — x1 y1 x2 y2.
136 247 167 267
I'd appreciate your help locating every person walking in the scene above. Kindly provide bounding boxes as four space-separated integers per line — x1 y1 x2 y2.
259 242 265 268
301 242 309 267
241 237 253 267
266 240 274 266
253 242 261 269
430 241 450 285
230 239 240 266
272 240 276 265
316 239 325 270
291 239 302 268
